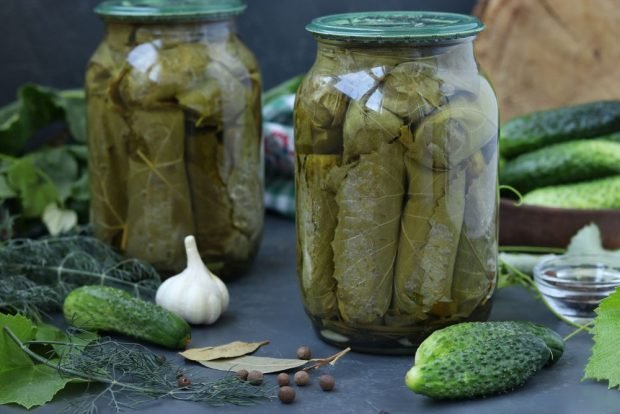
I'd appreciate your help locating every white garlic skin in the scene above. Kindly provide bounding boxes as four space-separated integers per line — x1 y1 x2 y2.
156 235 229 325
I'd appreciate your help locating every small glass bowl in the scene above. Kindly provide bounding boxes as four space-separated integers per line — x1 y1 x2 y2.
533 254 620 324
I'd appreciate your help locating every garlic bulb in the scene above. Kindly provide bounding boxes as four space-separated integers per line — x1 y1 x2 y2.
156 235 229 325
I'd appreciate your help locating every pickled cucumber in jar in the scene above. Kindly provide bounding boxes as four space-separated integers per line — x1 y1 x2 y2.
87 0 263 277
295 12 499 353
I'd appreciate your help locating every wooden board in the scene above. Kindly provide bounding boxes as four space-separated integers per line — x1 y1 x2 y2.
474 0 620 123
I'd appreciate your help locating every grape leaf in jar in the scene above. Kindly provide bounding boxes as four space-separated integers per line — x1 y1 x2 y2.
125 109 194 272
342 98 403 161
296 154 341 318
330 142 405 324
393 157 466 319
408 101 496 170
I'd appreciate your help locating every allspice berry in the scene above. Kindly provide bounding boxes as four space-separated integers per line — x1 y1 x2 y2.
319 374 335 391
296 345 312 360
277 372 290 386
237 369 249 381
294 370 310 386
278 386 296 404
177 375 192 388
247 370 264 385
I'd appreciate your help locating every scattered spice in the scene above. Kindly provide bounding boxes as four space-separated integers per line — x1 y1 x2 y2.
277 372 290 386
319 374 335 391
247 370 264 385
237 369 249 381
294 370 310 386
278 386 296 404
177 375 191 388
296 345 312 360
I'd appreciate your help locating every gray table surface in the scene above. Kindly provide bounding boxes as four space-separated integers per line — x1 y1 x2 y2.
3 215 617 414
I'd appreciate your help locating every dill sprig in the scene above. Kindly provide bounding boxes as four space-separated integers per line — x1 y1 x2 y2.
0 235 161 320
5 328 274 414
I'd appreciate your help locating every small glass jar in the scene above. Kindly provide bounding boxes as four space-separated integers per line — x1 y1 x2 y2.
295 12 499 353
86 0 263 277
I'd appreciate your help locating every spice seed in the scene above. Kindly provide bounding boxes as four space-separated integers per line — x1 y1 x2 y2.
294 370 310 386
278 386 296 404
296 345 312 360
277 372 290 386
319 374 335 391
247 370 263 385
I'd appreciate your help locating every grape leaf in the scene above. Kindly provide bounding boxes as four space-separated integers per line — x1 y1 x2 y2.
0 313 77 409
584 289 620 388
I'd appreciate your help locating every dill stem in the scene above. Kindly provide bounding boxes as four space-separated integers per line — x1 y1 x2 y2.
3 326 168 396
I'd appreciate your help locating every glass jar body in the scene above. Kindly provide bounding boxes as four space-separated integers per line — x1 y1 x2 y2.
294 38 499 353
86 19 263 277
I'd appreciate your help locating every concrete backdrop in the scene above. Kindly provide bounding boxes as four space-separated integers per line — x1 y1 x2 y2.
0 0 477 105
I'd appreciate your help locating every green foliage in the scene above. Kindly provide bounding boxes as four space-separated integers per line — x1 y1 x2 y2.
0 313 81 409
584 289 620 388
0 84 88 237
0 235 161 320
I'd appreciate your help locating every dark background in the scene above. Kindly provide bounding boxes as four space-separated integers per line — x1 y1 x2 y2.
0 0 477 106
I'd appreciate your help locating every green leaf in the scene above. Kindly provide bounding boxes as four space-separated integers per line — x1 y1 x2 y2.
0 364 73 409
584 289 620 388
0 314 85 409
58 90 87 143
28 147 79 202
0 174 16 198
6 158 59 217
35 323 97 357
0 84 65 155
0 314 37 372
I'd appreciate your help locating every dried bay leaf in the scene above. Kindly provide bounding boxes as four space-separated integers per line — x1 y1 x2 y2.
197 356 308 374
180 340 270 362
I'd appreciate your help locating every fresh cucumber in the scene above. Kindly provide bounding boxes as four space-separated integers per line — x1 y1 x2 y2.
500 139 620 193
63 285 191 349
500 101 620 158
406 321 563 399
522 175 620 209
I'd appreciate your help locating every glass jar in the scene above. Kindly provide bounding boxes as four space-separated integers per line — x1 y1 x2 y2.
86 0 263 277
295 12 499 353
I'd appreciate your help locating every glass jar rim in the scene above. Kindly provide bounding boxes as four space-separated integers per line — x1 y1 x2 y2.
95 0 246 22
306 11 484 43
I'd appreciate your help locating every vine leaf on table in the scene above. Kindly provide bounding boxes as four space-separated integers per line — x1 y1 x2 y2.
0 314 82 409
584 289 620 388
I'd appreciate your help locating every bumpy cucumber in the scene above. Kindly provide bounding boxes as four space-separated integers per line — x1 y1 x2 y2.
406 321 564 399
500 101 620 158
522 175 620 209
63 285 191 349
500 139 620 193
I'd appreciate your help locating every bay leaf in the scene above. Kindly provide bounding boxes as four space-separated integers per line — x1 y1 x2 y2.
180 340 270 362
196 355 307 374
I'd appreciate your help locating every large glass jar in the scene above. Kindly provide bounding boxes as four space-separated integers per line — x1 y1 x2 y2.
86 0 263 277
295 12 499 353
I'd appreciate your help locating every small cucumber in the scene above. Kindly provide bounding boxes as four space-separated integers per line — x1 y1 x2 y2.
406 321 564 399
522 175 620 209
500 101 620 158
63 285 191 349
500 139 620 193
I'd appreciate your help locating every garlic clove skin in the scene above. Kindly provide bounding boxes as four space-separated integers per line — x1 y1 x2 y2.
155 235 229 325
